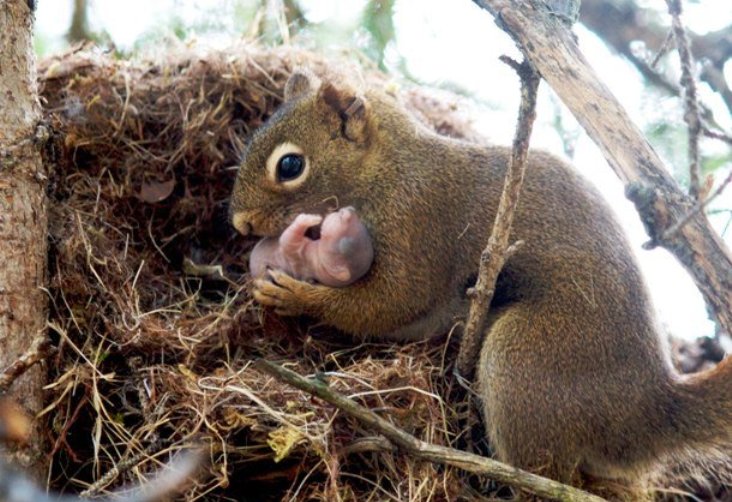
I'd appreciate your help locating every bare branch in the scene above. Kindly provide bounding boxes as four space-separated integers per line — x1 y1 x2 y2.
80 441 163 498
253 359 607 502
1 398 203 502
107 448 205 502
456 58 538 379
650 29 674 69
703 125 732 146
0 335 50 392
0 447 204 502
666 0 702 200
660 167 732 243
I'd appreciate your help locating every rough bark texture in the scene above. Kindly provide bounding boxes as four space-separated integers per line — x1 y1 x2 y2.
0 0 48 478
472 0 732 338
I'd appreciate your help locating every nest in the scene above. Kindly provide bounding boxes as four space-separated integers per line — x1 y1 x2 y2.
36 42 730 501
39 44 481 501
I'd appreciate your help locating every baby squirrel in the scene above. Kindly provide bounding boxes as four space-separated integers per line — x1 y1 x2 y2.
249 206 374 287
230 69 732 498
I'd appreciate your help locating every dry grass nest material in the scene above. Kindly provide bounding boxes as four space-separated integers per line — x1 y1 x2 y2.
39 44 481 501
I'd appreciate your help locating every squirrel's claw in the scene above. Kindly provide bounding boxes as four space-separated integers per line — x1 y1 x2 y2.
252 270 327 316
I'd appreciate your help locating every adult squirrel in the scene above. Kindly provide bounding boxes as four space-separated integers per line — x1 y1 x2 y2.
230 69 732 498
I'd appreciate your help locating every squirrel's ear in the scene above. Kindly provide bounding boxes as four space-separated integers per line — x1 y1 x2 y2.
284 69 320 102
319 82 370 143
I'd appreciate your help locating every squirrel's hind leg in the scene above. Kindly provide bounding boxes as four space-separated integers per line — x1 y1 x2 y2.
476 305 653 501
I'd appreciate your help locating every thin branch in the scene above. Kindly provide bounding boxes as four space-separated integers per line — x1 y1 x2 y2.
0 334 50 392
661 168 732 242
704 169 732 208
702 125 732 146
666 0 703 200
700 60 732 118
455 58 538 379
0 447 204 502
108 448 205 502
253 359 606 502
650 29 675 69
1 395 203 502
80 441 163 498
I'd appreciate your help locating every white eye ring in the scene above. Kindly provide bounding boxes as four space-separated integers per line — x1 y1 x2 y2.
265 142 310 190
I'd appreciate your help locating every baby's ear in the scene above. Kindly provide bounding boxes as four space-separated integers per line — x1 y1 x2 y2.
318 82 370 144
284 68 321 102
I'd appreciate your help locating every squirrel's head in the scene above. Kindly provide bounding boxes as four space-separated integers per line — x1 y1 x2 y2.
230 69 374 237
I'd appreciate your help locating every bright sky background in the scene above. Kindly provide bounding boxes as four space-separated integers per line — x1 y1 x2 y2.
35 0 732 340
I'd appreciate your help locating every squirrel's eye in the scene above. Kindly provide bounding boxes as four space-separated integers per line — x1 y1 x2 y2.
266 143 308 189
277 154 305 181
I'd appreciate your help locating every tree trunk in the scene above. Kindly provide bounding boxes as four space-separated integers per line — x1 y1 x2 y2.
67 0 90 43
0 0 48 478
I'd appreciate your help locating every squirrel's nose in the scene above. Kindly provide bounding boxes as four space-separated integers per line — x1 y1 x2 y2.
231 212 253 236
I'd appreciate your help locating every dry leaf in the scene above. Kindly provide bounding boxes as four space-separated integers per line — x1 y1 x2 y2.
139 177 175 203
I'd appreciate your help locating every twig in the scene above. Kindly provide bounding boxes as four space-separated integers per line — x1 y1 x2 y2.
338 437 395 456
0 447 203 502
455 57 538 379
667 0 703 200
0 334 51 392
80 441 162 497
108 447 205 502
253 359 606 502
650 29 675 69
661 168 732 242
702 125 732 146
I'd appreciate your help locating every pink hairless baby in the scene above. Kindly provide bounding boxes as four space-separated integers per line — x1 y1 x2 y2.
249 206 374 287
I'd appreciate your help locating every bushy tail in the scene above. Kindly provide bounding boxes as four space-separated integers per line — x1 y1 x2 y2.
658 356 732 481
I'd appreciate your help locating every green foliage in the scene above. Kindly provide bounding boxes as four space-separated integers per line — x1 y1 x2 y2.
131 0 261 54
703 153 732 175
34 33 51 57
646 120 689 183
359 0 396 70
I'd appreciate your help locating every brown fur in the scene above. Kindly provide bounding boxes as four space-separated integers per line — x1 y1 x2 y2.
230 69 732 498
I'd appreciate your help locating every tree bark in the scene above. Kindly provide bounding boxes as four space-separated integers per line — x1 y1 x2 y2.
0 0 48 478
472 0 732 337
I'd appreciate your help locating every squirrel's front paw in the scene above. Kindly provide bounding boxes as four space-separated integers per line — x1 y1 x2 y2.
252 269 327 316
